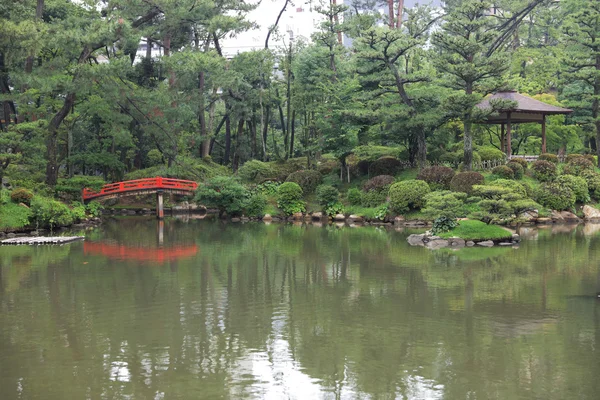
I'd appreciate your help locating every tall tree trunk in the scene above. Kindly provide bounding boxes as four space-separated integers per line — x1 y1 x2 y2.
224 115 231 165
0 52 17 127
24 0 44 74
46 93 75 185
262 106 270 161
395 0 404 28
198 71 209 158
289 109 296 158
285 44 292 159
463 120 473 171
387 0 395 28
332 0 343 44
232 119 244 172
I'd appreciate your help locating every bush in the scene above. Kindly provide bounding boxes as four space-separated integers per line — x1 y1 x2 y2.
509 157 528 169
10 188 33 205
193 176 249 217
316 185 339 207
487 179 528 198
285 170 322 193
491 165 515 179
556 175 589 203
431 216 458 235
352 145 402 162
55 176 106 199
472 185 522 201
449 172 484 194
70 202 87 221
86 201 104 217
362 175 395 192
361 190 388 207
0 188 10 205
245 193 267 217
584 154 596 165
368 156 402 176
146 149 163 166
566 154 584 164
346 188 362 206
30 196 75 230
582 170 600 199
238 160 273 183
317 156 340 175
277 182 306 215
478 146 506 162
388 180 430 214
324 202 344 217
417 166 455 190
535 182 576 211
532 160 557 182
506 162 524 179
422 190 467 219
562 157 594 176
538 153 559 164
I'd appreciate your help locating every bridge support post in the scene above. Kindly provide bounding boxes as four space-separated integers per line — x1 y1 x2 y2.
157 191 164 219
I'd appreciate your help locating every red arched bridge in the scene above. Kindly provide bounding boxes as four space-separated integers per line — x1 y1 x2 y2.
82 177 198 219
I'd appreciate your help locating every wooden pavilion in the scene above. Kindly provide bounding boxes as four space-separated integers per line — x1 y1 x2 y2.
476 90 573 158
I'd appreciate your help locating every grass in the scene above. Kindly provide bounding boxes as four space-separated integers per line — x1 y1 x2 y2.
438 220 512 241
0 202 32 231
344 205 380 219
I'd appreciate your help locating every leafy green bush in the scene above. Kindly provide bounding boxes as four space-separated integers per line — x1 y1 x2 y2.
472 185 522 201
245 193 267 217
532 160 557 182
491 165 515 179
556 175 589 203
538 153 558 164
0 202 32 230
352 145 402 162
566 154 584 163
368 156 402 176
478 146 505 162
562 156 594 176
238 160 273 183
506 162 524 179
324 202 344 217
316 185 339 207
346 188 362 205
361 190 387 207
30 196 75 230
581 170 600 199
70 202 87 221
146 149 163 166
193 176 249 217
255 181 280 196
449 172 485 194
477 199 513 219
485 179 528 198
535 182 576 210
431 216 458 235
0 189 10 205
509 157 528 169
277 182 306 215
285 170 322 193
86 201 104 217
422 190 467 219
10 188 34 205
511 199 541 215
417 166 455 190
362 175 395 192
388 180 430 214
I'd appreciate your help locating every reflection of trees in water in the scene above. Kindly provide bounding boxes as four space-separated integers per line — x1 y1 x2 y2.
1 221 600 398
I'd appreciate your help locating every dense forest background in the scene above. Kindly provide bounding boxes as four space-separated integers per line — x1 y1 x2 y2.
1 0 598 187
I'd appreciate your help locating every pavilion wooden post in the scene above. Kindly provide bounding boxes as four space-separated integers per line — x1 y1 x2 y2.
506 112 512 159
157 191 164 219
541 114 547 154
500 123 505 153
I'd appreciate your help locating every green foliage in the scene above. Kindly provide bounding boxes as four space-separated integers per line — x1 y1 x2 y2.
352 145 402 162
368 157 402 177
324 202 344 217
532 160 557 182
478 146 506 162
146 149 163 167
285 170 322 194
388 180 431 214
491 165 515 180
417 166 455 190
255 181 281 196
276 182 306 215
55 176 106 198
511 199 541 215
487 179 528 198
316 185 339 207
346 188 363 206
562 157 594 176
556 175 590 203
581 170 600 200
506 162 524 179
509 158 528 169
449 172 485 194
361 191 387 207
30 196 75 230
85 201 104 217
0 202 32 230
431 216 458 235
538 153 559 164
10 188 33 205
70 202 87 222
535 182 576 211
0 189 10 205
362 175 395 192
245 193 268 217
422 191 468 219
238 160 274 183
193 177 249 217
374 203 389 221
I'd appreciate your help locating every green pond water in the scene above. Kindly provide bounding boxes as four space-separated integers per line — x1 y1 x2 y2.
1 217 600 399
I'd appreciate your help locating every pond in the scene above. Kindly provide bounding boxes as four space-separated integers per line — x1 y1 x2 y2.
1 217 599 399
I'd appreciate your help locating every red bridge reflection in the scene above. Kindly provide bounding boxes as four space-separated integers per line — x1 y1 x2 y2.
84 242 198 263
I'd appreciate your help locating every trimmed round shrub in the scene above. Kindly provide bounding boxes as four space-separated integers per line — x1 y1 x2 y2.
478 146 506 162
535 182 576 211
285 170 322 193
422 190 467 219
491 165 515 179
562 156 594 176
361 191 388 207
582 170 600 199
277 182 306 215
193 176 249 217
245 193 267 217
509 157 528 169
11 188 34 205
368 156 402 176
556 175 589 203
388 180 431 214
449 172 485 194
584 154 596 165
532 160 557 182
566 154 584 164
346 188 362 205
362 175 395 192
506 162 524 179
416 166 455 190
238 160 273 183
316 185 339 207
538 153 559 164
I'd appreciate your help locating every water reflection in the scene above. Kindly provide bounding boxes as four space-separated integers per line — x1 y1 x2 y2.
0 220 600 399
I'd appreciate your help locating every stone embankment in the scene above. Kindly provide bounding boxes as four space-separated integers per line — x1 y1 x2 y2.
407 232 520 249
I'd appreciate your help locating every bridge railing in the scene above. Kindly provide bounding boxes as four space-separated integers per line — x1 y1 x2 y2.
82 177 198 200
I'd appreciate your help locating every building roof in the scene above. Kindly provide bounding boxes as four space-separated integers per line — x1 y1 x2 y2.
476 90 573 124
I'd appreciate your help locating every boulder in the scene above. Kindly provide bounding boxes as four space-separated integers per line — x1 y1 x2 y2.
466 241 475 247
334 213 346 221
499 242 514 246
448 238 466 248
311 212 323 220
583 205 600 221
559 211 581 223
263 214 273 221
231 217 241 222
293 212 304 221
348 214 364 223
7 233 16 238
536 217 552 224
394 216 405 225
550 210 565 222
519 210 538 221
476 240 494 247
425 239 448 250
512 233 520 243
407 234 426 246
